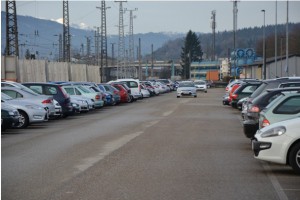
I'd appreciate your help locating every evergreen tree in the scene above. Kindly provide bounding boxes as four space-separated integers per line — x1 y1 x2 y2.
180 30 203 79
25 49 31 59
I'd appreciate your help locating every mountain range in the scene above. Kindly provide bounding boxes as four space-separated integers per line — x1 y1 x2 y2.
2 12 299 62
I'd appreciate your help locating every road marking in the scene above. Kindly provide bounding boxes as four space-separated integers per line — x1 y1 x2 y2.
262 162 289 200
162 110 173 117
75 131 143 173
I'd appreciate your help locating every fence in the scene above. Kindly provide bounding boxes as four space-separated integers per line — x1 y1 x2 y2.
1 56 101 83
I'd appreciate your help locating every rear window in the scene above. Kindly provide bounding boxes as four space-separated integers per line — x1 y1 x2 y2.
124 81 138 88
274 95 300 114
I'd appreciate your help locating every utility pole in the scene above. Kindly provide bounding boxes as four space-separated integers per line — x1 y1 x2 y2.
261 9 266 80
138 38 141 80
151 44 154 77
233 0 238 79
97 0 110 82
115 0 127 79
63 0 70 62
286 0 289 76
6 0 19 57
275 0 278 77
94 27 100 66
111 43 115 79
125 8 138 78
211 10 216 61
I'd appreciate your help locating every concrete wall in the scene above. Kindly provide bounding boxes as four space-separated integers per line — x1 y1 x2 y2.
1 56 101 83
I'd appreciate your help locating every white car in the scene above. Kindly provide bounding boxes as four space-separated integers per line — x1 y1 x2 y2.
176 81 197 98
194 80 207 93
252 117 300 174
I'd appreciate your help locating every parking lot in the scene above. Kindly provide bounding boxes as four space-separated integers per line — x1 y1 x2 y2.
2 88 300 200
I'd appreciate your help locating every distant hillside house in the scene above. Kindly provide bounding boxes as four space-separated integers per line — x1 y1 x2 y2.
241 54 300 79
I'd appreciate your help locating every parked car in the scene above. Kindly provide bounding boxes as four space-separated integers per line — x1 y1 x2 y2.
111 79 143 100
1 103 21 131
205 80 215 88
1 93 48 128
98 83 121 104
176 81 197 98
1 86 55 118
140 84 151 98
243 87 300 138
22 82 73 117
259 92 300 129
194 80 207 93
252 117 300 174
111 83 131 103
230 81 262 109
243 77 300 109
157 79 175 91
61 84 104 109
69 96 90 113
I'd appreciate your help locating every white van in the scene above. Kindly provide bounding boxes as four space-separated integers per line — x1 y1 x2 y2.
111 79 143 100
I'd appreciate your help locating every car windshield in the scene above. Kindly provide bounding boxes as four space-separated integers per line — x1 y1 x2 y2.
195 81 205 85
78 85 92 93
1 93 13 100
179 82 194 87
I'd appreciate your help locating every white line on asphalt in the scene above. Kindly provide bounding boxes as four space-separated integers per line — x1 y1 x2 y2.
75 131 143 173
262 162 289 200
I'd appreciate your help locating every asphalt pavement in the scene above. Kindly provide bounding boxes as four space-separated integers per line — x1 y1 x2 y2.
2 88 299 200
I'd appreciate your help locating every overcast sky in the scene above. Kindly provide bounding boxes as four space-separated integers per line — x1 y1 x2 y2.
1 0 300 35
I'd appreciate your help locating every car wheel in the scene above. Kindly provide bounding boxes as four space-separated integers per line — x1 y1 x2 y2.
288 142 300 174
177 96 180 98
243 125 257 139
15 110 29 128
205 91 207 93
194 95 197 98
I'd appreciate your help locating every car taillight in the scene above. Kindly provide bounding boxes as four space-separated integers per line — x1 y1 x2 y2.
114 90 119 95
95 94 101 100
226 87 229 91
261 118 270 128
42 99 52 104
249 105 260 113
231 94 238 99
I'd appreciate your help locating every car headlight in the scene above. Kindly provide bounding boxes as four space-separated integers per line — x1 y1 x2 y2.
72 103 79 107
260 126 286 138
25 105 43 110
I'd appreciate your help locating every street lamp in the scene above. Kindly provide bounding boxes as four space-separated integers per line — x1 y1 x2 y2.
261 9 266 80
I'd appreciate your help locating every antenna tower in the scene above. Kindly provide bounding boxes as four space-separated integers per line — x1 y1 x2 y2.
63 0 71 62
125 8 138 78
6 0 19 56
115 1 126 78
97 0 110 82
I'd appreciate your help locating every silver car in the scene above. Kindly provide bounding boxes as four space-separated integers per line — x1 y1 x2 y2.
176 81 197 98
1 93 48 128
1 86 56 118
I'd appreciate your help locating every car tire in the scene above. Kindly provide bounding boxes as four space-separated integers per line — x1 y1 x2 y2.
194 95 197 98
243 124 257 139
177 96 180 98
288 142 300 174
205 91 207 93
15 110 29 128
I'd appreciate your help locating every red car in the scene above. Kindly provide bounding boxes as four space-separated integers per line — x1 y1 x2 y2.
111 83 131 103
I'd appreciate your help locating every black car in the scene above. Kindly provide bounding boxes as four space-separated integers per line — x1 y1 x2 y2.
1 103 21 131
230 81 262 109
243 87 300 138
22 82 73 118
245 77 300 104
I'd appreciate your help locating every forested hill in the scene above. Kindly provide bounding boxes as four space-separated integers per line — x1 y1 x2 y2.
149 23 300 62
